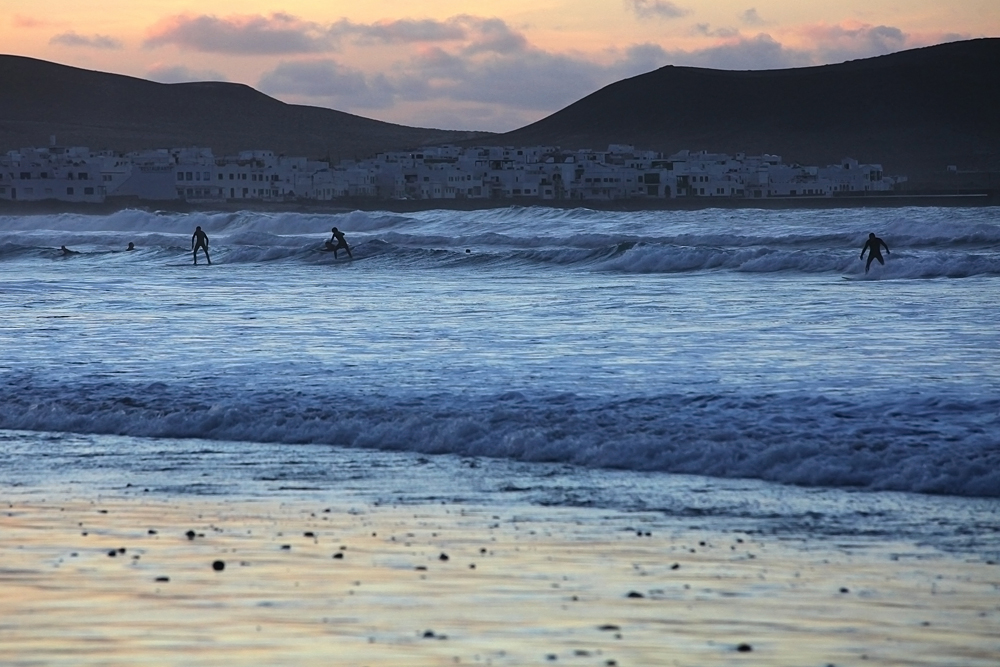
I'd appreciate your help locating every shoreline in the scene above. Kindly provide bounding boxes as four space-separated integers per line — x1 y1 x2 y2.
3 490 998 666
0 191 997 217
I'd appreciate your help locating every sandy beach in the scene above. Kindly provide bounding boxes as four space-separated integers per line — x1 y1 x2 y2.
2 491 997 666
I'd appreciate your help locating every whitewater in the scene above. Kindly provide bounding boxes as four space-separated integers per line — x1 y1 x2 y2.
1 205 998 553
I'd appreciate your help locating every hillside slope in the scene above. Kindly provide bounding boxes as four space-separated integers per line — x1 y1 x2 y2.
0 56 486 161
490 39 1000 187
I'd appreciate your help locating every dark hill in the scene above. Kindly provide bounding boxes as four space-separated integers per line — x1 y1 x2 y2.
0 55 487 161
490 39 1000 188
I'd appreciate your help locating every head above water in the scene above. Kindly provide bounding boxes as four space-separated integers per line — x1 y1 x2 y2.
332 227 339 233
196 226 202 231
127 242 134 250
869 232 877 238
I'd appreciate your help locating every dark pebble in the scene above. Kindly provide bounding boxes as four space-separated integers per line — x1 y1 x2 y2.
671 563 680 570
333 552 344 559
155 576 170 582
281 545 291 550
606 661 618 666
469 563 475 569
626 591 644 598
415 566 427 571
546 654 557 661
212 560 225 571
598 624 621 631
148 529 157 535
304 532 315 538
118 547 126 554
422 630 435 638
107 550 117 557
840 587 849 594
737 643 753 652
439 553 449 561
480 548 487 554
185 530 196 540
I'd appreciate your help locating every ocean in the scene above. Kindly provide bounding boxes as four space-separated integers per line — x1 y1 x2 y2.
1 205 998 555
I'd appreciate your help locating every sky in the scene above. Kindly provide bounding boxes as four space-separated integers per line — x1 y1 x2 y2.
4 1 998 132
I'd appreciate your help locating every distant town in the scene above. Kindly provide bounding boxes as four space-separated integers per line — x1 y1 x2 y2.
0 140 904 205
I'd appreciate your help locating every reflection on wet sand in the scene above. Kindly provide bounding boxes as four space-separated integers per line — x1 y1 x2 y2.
1 495 998 666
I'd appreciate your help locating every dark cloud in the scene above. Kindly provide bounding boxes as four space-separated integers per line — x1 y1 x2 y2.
258 59 395 109
143 12 533 56
461 18 528 54
800 23 909 63
147 64 229 84
628 0 689 20
145 13 335 54
693 23 741 38
50 32 123 50
335 17 468 44
667 34 811 70
739 8 767 26
251 14 920 131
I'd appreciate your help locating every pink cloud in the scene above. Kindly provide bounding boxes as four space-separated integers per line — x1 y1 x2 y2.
12 15 53 28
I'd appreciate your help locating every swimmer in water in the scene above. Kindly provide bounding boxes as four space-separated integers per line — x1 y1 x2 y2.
126 242 135 251
60 245 79 255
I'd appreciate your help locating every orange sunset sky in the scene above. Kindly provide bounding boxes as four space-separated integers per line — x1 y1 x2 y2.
4 0 998 131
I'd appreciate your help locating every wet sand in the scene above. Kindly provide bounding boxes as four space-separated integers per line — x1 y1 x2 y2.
2 493 997 666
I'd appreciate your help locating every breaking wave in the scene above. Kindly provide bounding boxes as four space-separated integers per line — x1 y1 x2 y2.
1 206 999 278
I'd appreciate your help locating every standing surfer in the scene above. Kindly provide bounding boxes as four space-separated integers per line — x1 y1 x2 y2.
860 232 889 273
192 226 211 265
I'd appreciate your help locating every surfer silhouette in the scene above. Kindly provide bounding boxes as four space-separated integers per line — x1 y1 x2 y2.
325 227 352 259
860 232 889 273
126 242 135 251
192 226 211 265
60 245 78 255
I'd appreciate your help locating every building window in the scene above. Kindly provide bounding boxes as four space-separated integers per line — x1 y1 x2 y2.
84 187 94 195
79 172 88 180
67 187 74 195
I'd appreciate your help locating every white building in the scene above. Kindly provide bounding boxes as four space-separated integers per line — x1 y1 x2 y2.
0 142 902 205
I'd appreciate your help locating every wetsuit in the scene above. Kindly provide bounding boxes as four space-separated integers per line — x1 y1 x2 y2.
860 235 889 273
192 228 211 265
328 229 352 259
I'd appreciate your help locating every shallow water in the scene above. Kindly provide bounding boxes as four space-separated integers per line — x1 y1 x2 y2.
1 205 998 553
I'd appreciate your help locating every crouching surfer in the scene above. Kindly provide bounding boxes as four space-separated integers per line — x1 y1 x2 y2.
324 227 353 259
860 232 889 273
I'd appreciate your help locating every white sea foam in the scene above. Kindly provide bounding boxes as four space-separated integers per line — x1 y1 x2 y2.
2 205 998 501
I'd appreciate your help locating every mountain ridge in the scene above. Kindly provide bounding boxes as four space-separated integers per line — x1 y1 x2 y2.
0 55 487 162
2 39 999 189
486 38 1000 187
